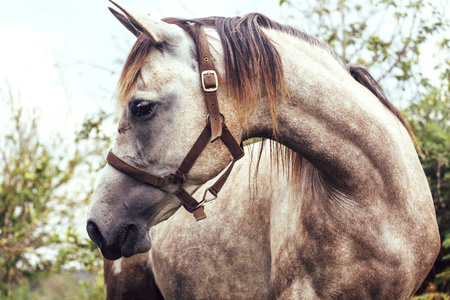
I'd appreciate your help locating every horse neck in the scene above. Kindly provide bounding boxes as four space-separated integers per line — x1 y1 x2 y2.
245 30 419 198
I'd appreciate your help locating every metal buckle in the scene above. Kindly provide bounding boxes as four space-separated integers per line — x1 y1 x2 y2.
201 70 218 92
202 188 217 203
161 174 182 194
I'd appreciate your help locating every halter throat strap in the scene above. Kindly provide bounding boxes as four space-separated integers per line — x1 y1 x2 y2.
106 26 244 221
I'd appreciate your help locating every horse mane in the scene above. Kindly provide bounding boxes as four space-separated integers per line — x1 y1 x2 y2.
117 14 333 132
164 14 344 136
116 13 418 183
347 65 418 152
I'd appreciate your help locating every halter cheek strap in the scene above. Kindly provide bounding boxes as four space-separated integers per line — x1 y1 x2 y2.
106 26 244 221
196 25 222 142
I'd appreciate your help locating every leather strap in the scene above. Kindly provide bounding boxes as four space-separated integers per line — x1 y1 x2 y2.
205 125 244 197
221 126 245 160
107 123 243 221
196 26 223 142
107 150 166 188
175 125 211 181
105 25 245 221
107 149 207 220
207 160 237 197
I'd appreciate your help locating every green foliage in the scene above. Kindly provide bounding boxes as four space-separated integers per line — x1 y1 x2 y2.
76 270 105 300
403 17 450 295
0 87 110 297
0 95 78 296
406 84 450 293
53 227 102 273
412 293 450 300
281 0 448 101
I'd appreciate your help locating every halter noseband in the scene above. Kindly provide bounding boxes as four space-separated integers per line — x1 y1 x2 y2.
106 26 244 221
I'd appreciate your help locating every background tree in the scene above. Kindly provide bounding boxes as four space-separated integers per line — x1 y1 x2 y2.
0 85 110 298
407 63 450 295
281 0 447 105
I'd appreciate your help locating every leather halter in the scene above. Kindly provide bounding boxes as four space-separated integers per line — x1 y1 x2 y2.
106 26 244 221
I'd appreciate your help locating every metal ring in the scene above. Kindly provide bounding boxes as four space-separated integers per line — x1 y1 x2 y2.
182 199 205 213
205 113 225 125
161 173 182 194
202 188 217 203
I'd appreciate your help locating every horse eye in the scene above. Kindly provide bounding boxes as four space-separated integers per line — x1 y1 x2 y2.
129 100 156 117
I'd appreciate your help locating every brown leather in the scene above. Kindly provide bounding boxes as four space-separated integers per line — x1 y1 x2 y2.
192 207 207 221
173 188 203 211
107 150 166 188
204 126 244 197
176 126 211 180
221 126 245 160
107 123 243 221
106 25 244 221
196 26 223 142
107 150 207 219
207 160 237 197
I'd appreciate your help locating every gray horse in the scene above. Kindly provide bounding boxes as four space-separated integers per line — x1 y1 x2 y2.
89 2 439 298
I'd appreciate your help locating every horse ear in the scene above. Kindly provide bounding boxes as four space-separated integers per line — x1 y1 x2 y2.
109 7 141 38
109 0 182 44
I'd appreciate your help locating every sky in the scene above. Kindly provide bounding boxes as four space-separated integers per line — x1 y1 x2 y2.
0 0 289 138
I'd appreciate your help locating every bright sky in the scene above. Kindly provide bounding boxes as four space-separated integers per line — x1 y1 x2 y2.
0 0 289 138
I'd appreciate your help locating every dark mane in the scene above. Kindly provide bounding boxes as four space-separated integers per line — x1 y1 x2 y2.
165 14 293 135
348 65 418 151
164 14 342 134
118 13 416 152
169 14 417 152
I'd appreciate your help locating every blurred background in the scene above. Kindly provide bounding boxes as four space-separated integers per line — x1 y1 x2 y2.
0 0 448 298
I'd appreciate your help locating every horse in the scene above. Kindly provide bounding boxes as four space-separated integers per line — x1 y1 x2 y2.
102 142 437 299
103 142 293 300
88 1 440 298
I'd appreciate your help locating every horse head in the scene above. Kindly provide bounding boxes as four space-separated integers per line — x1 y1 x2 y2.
87 1 242 260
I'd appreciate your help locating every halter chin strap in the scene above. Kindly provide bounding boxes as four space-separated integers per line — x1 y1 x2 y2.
106 26 244 221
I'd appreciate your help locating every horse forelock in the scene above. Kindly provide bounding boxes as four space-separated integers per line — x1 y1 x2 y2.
117 34 155 109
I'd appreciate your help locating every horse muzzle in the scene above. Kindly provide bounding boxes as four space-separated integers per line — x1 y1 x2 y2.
86 218 152 260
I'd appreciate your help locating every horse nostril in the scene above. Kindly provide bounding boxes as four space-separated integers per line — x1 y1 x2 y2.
86 220 104 248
